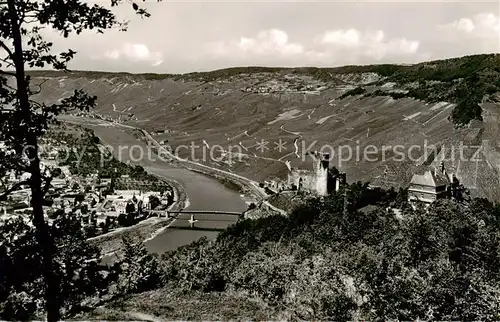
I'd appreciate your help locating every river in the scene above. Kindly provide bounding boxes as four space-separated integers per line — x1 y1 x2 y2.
60 116 248 254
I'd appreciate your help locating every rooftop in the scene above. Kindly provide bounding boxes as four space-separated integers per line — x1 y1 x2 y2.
410 168 450 187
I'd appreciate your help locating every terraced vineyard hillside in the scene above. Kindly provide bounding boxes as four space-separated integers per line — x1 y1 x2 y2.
30 54 500 201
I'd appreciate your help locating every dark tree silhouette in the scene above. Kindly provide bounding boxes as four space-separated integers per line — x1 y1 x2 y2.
149 195 161 210
125 201 135 214
0 0 155 320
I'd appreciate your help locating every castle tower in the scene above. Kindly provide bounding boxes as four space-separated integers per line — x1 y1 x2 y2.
316 152 329 196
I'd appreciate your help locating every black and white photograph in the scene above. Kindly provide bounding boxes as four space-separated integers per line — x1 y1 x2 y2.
0 0 500 320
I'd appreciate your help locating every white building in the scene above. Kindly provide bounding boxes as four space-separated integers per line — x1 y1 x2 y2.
408 162 461 206
112 200 128 215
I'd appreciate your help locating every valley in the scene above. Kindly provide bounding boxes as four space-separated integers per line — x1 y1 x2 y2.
30 55 500 201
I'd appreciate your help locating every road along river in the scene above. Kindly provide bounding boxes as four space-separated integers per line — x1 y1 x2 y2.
59 116 248 254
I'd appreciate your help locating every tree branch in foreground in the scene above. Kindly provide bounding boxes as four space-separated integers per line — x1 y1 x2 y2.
0 180 29 199
0 40 14 59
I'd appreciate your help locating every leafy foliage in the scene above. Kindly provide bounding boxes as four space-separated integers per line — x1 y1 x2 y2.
0 214 168 320
116 236 164 294
0 215 110 320
161 183 500 320
0 0 155 319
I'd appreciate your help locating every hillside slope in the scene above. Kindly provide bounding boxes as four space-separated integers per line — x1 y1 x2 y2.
30 54 500 201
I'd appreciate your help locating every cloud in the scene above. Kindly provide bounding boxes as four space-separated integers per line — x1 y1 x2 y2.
206 28 422 67
18 2 499 73
104 43 164 66
315 29 420 62
450 18 475 33
438 13 500 44
437 13 500 55
319 29 363 48
209 29 304 60
239 29 304 56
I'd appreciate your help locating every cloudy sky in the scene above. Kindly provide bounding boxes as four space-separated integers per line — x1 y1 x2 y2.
42 0 499 74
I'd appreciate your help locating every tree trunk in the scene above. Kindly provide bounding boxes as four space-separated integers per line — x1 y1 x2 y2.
7 0 61 320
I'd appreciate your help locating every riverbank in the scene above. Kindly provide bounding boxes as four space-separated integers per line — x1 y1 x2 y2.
59 115 283 256
89 167 189 256
90 216 173 256
50 122 189 256
139 128 268 202
60 115 260 203
187 167 259 200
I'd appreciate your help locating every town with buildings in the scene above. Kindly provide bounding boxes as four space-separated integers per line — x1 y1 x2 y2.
0 132 175 238
241 76 330 95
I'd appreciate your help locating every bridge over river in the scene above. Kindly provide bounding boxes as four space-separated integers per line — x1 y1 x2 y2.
149 210 244 229
143 210 244 254
150 209 243 217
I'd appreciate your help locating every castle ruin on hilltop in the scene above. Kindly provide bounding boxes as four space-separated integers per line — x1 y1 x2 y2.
286 151 346 196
